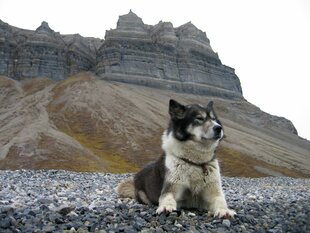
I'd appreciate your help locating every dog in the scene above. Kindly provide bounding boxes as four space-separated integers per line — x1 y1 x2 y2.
117 99 236 218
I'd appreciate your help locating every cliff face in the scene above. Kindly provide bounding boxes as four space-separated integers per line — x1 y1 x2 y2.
0 20 102 80
96 11 243 99
0 12 242 98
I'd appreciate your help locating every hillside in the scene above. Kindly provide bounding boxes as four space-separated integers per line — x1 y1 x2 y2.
0 12 309 177
0 73 309 177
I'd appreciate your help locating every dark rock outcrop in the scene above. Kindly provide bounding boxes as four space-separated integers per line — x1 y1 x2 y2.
1 12 242 98
0 20 102 80
96 11 243 99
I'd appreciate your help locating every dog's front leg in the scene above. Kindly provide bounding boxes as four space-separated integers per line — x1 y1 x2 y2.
202 182 236 218
199 160 236 218
156 182 181 214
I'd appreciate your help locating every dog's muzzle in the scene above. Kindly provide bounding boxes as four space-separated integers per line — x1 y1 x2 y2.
213 125 223 140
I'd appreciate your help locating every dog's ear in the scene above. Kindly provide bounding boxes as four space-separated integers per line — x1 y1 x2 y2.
207 101 213 109
206 101 217 119
169 99 186 119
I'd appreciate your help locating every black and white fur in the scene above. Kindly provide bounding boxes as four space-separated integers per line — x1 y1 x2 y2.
117 99 236 218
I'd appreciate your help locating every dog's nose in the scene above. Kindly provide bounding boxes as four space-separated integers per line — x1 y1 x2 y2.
213 125 222 135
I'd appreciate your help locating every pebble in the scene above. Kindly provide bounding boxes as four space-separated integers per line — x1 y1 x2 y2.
238 225 245 232
0 170 309 233
58 205 75 216
222 219 231 228
188 211 196 217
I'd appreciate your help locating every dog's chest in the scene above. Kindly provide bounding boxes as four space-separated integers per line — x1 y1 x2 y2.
165 155 217 193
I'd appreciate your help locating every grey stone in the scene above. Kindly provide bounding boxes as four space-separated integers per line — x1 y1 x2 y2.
0 12 243 99
0 19 102 81
222 219 231 228
97 11 243 99
58 205 75 216
0 217 11 228
0 171 310 233
42 225 56 232
39 198 53 205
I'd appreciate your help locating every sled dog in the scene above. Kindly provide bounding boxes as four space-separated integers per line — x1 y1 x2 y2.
117 99 235 218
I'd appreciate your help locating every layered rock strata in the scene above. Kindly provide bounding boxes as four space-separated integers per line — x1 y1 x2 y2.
1 12 243 98
96 11 243 99
0 20 102 80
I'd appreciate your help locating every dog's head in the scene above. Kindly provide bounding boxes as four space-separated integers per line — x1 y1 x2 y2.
168 99 223 143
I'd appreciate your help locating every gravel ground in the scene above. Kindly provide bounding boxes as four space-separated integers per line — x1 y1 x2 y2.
0 170 309 233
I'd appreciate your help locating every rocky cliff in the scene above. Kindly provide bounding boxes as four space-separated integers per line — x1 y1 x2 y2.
0 11 242 99
96 11 242 99
0 20 102 80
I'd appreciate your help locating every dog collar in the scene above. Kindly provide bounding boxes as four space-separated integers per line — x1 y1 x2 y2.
179 155 216 175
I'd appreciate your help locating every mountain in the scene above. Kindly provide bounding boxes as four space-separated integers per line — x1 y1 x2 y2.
0 11 241 99
0 20 102 80
0 12 309 177
97 11 242 99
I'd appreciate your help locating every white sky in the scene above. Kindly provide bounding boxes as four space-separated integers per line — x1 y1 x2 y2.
1 0 310 140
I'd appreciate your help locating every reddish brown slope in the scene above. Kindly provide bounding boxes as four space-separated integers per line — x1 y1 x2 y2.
0 73 309 177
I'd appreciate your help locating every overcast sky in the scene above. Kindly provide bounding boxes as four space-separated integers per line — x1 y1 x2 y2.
1 0 310 140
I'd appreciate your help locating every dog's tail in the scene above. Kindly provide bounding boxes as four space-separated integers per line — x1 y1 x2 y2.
116 177 135 199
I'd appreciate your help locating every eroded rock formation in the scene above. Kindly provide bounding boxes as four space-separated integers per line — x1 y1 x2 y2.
96 11 242 99
0 20 102 80
1 12 242 98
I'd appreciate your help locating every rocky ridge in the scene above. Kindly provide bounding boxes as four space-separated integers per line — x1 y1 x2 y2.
97 11 242 99
1 11 242 99
0 20 102 80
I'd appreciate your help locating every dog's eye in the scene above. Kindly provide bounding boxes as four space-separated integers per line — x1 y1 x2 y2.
195 116 205 123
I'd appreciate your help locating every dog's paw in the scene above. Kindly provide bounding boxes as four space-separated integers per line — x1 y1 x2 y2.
156 204 176 215
212 208 236 219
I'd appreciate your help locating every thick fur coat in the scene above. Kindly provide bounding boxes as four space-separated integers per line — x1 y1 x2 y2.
117 99 235 218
